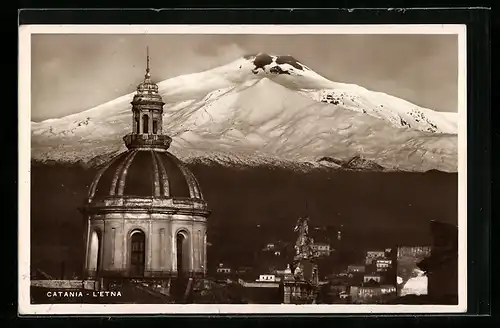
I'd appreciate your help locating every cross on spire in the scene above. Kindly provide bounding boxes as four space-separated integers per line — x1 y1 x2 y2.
145 46 151 78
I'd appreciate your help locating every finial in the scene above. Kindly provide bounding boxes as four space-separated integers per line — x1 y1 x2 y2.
145 46 151 78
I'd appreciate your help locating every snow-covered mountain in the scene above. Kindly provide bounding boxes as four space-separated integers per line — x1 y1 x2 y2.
31 53 458 172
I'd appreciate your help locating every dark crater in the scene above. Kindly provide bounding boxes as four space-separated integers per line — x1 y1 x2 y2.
275 55 304 70
247 53 308 75
252 53 273 70
269 66 290 75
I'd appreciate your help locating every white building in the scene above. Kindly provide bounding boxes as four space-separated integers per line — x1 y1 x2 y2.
216 263 231 274
376 259 393 272
347 265 365 273
365 250 386 265
264 243 275 251
257 274 280 282
311 243 331 257
363 274 382 283
400 268 428 296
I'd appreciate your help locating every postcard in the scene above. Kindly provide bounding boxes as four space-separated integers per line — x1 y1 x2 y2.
18 24 467 315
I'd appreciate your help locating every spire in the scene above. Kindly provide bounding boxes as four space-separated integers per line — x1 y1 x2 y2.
145 46 151 79
124 47 170 151
135 46 158 94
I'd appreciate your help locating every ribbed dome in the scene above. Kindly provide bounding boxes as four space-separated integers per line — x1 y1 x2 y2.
88 149 203 201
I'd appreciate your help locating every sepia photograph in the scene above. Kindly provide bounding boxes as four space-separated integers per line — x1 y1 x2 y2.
18 24 467 314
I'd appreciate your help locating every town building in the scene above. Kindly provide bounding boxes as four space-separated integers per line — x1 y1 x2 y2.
257 274 281 282
325 272 355 285
363 274 382 284
311 243 332 257
316 281 350 304
397 246 432 259
347 265 366 274
235 271 290 304
396 244 432 297
263 243 275 251
282 262 318 304
328 283 349 294
418 220 458 304
365 250 386 265
216 263 232 274
79 50 210 282
237 278 282 304
399 268 428 297
375 259 393 272
350 284 397 303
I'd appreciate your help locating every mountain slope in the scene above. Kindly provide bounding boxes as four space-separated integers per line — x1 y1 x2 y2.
236 54 457 134
31 53 458 172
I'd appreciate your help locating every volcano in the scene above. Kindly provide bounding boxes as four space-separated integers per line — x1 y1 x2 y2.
30 53 458 172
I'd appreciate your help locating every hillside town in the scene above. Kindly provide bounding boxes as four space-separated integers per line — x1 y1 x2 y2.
199 218 456 304
31 216 458 305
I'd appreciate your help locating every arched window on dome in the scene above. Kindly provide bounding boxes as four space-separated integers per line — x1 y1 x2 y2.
142 114 149 134
176 230 190 275
135 116 140 133
88 229 102 278
130 229 146 277
153 120 158 134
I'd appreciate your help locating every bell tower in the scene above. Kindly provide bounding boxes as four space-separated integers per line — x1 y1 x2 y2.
123 47 172 151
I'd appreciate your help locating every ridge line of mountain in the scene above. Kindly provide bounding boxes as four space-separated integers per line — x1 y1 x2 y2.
30 153 455 175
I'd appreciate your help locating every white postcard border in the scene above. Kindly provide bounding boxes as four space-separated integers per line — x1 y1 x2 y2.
18 24 467 315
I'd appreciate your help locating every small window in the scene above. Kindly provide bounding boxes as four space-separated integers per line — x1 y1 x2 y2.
135 117 140 133
142 114 149 134
153 120 158 134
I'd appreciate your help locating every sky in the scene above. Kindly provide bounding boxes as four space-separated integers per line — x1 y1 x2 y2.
31 34 458 122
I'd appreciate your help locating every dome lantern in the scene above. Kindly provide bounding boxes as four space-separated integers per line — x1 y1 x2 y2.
123 46 171 151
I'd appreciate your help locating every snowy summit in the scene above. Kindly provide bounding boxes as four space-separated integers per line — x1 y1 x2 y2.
31 53 458 172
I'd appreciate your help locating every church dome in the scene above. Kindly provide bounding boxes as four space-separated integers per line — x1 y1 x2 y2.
82 49 209 281
88 149 204 201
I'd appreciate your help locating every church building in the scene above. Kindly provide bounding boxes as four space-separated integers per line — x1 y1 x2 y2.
80 50 210 280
